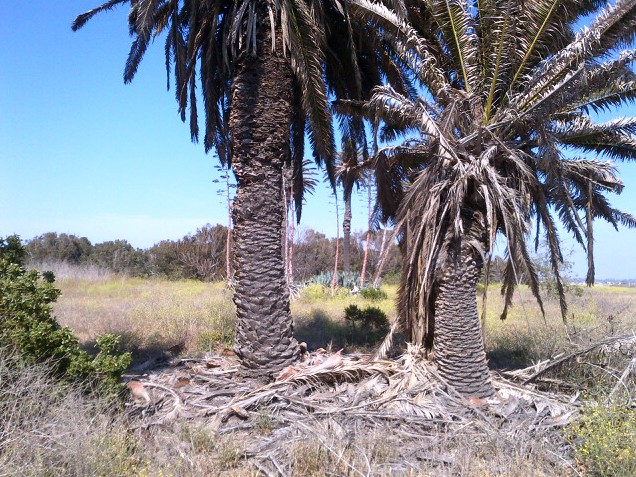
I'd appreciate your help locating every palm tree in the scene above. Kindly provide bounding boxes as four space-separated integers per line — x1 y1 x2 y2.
336 142 368 274
348 0 636 397
284 159 318 286
72 0 382 375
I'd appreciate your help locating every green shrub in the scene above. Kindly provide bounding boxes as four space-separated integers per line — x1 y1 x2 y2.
360 287 388 301
0 235 130 395
566 404 636 477
343 304 390 346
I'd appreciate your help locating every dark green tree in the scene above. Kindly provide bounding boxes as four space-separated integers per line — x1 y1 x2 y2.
26 232 92 265
91 240 150 275
0 236 130 392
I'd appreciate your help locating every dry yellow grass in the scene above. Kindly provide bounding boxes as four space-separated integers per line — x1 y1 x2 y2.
51 266 636 367
52 274 235 358
12 268 636 477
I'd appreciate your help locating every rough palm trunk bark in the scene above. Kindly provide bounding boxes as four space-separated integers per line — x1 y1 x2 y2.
360 181 372 287
288 198 295 285
433 242 494 398
230 14 299 375
342 195 352 274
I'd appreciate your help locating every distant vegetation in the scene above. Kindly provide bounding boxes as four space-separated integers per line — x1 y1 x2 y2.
23 226 402 284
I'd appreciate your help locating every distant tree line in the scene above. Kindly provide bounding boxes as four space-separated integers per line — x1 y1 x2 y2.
24 226 401 284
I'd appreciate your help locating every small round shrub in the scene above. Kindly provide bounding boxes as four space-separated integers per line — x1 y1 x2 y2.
0 235 130 395
360 287 388 301
343 304 390 346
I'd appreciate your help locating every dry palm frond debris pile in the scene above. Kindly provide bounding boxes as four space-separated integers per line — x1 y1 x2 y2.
123 344 585 474
503 333 636 403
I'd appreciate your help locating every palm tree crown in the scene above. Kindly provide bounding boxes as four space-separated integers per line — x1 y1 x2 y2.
73 0 340 173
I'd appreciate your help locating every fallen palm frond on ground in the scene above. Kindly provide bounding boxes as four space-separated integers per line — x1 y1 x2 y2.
123 344 583 475
502 333 636 403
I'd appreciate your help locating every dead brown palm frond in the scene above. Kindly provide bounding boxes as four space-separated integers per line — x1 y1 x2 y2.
122 346 582 438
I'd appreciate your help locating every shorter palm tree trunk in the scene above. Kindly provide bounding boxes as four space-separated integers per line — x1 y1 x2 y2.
433 243 494 398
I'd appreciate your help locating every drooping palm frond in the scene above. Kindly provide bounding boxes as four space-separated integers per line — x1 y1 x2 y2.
71 0 129 30
74 0 396 208
557 50 636 115
349 0 449 97
556 116 636 161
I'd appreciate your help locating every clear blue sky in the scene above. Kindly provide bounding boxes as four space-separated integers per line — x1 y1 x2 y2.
1 1 635 279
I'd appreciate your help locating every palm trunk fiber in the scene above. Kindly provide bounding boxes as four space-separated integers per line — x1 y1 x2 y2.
229 14 299 375
433 243 494 398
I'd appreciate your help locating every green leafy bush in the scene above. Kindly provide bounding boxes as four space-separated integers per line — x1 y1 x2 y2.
343 304 390 346
566 404 636 477
0 235 131 394
359 287 388 301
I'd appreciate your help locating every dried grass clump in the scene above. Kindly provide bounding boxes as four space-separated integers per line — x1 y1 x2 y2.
28 260 115 282
0 350 162 477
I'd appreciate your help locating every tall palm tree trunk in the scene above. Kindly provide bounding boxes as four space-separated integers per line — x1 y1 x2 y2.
224 166 232 282
342 196 352 273
360 181 372 287
331 196 340 293
230 15 299 375
433 241 494 398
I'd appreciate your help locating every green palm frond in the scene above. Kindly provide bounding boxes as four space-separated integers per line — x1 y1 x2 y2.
425 0 479 91
71 0 129 31
281 0 336 184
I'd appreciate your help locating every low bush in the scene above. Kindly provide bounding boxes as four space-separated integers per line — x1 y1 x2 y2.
0 235 130 395
343 304 390 346
359 287 388 301
566 404 636 477
308 271 360 289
